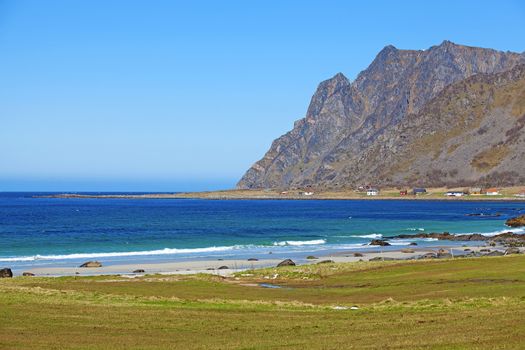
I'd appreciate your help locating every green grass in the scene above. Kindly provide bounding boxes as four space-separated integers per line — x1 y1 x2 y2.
1 256 525 349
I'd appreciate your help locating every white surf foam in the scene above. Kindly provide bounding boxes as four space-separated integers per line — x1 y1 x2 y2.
459 227 525 237
272 239 327 246
350 233 383 239
0 245 246 262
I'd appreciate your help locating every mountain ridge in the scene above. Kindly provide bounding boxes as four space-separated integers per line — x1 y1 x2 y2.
238 41 525 189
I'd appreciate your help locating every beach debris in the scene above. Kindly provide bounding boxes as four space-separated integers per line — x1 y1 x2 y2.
401 248 415 253
133 269 145 273
240 273 254 277
306 255 318 260
277 259 296 267
350 306 360 310
317 260 335 264
0 268 13 278
332 306 349 310
505 214 525 227
272 274 279 279
217 265 229 270
369 239 391 246
247 258 258 261
22 272 35 277
353 252 364 257
79 261 102 268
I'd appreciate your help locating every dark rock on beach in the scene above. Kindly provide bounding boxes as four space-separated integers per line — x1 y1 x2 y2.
79 261 102 268
247 258 258 261
353 252 364 257
22 272 35 277
370 239 391 246
133 269 145 273
0 268 13 278
217 266 229 270
277 259 296 267
505 247 521 255
317 260 335 264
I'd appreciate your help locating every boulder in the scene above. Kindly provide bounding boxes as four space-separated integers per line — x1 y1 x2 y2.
401 248 415 253
22 272 35 277
505 247 521 255
132 269 145 273
369 257 396 261
419 252 437 259
277 259 296 267
437 253 453 259
485 251 504 256
247 258 258 261
317 260 335 264
505 215 525 227
79 261 102 268
0 268 13 278
306 255 318 260
217 265 229 270
370 239 391 246
409 242 418 246
353 252 364 257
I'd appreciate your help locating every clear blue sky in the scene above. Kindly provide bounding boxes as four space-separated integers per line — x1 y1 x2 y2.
1 0 524 191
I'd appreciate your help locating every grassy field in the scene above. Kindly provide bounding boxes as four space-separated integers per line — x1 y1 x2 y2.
1 256 525 349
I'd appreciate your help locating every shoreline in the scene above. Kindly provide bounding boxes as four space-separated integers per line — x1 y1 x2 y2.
35 187 525 201
16 242 514 278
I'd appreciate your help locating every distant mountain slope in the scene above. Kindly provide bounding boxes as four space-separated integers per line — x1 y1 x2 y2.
238 41 525 189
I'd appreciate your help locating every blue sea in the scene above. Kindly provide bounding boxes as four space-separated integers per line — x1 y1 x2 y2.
1 192 524 272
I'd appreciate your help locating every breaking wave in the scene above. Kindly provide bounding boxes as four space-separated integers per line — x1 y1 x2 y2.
272 239 327 246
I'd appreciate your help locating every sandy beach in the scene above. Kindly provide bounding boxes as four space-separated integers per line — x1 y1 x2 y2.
21 243 506 277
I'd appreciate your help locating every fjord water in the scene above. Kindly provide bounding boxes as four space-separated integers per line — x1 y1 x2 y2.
1 193 524 270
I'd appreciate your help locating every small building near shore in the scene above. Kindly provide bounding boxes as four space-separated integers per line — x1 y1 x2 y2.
485 188 500 196
412 188 427 195
446 191 465 197
367 188 379 196
400 190 408 196
469 187 483 195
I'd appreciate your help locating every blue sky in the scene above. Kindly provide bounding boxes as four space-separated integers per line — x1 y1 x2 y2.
1 0 524 191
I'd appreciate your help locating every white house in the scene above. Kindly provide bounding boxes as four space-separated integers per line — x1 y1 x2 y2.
485 188 500 196
446 191 464 197
367 189 379 196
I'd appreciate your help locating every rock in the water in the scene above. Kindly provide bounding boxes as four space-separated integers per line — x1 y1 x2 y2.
133 269 145 273
409 242 418 246
277 259 296 267
0 268 13 278
79 261 102 268
217 265 229 270
505 247 521 255
22 272 35 277
353 252 364 257
370 239 391 246
317 260 335 264
505 215 525 227
306 255 318 260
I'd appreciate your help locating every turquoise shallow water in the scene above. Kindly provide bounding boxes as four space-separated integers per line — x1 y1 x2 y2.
0 192 524 270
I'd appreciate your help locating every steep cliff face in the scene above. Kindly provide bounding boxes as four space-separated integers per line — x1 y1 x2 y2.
238 41 524 189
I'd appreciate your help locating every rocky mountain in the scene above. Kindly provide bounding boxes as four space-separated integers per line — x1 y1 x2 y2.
238 41 525 189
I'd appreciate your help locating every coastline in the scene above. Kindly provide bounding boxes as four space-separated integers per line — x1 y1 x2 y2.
18 242 510 277
37 187 525 201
